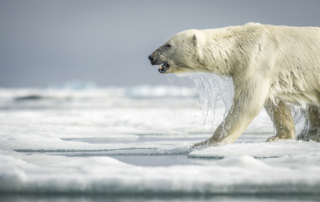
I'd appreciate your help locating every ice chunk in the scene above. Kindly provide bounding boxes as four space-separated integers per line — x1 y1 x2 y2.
216 155 269 167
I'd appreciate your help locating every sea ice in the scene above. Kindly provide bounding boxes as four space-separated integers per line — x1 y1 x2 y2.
189 140 320 158
0 85 319 195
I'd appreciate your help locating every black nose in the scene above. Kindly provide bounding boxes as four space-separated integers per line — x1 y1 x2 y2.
148 55 153 62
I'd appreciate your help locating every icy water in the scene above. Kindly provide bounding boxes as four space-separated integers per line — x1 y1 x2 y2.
0 84 320 202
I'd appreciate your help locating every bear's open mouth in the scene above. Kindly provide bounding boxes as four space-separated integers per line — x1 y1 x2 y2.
158 62 170 73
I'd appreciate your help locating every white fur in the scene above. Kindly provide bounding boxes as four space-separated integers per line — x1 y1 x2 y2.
160 23 320 145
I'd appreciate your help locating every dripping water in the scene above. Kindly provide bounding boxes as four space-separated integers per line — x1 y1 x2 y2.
178 73 234 135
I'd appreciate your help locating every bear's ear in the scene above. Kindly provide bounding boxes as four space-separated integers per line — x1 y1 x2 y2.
192 34 198 46
192 31 206 65
192 31 206 48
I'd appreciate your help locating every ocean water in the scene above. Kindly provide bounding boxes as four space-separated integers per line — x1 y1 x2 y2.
0 81 320 202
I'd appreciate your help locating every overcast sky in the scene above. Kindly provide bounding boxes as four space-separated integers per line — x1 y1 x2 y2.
1 0 320 88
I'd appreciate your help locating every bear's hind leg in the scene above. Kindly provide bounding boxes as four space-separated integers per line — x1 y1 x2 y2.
265 100 295 142
297 105 320 142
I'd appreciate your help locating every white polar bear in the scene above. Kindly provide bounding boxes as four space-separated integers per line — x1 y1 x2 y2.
148 23 320 147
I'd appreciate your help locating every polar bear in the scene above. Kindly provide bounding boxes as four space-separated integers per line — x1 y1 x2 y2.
148 23 320 147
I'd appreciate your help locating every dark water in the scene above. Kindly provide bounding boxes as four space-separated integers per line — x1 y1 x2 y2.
2 194 320 202
52 134 270 167
17 134 273 167
34 136 224 167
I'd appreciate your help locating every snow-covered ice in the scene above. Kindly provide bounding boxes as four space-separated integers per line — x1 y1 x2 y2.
189 140 320 158
0 83 320 200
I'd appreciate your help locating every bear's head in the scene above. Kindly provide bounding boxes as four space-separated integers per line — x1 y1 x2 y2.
148 29 207 74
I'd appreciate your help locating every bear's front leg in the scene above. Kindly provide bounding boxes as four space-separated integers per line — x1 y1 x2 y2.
193 78 271 148
265 100 295 142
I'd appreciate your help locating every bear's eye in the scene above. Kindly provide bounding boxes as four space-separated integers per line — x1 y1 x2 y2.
166 44 171 48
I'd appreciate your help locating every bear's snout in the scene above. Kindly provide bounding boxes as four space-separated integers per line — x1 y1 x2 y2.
148 55 154 63
148 53 161 65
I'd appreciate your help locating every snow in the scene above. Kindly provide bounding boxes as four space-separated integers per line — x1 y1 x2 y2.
0 84 319 195
1 154 320 194
189 140 320 158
